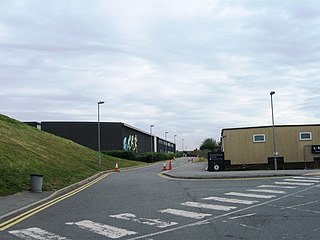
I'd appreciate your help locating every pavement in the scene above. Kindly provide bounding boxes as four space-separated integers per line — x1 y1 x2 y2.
1 160 320 222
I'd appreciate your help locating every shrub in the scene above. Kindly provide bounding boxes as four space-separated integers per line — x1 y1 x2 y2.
103 150 136 160
104 150 181 163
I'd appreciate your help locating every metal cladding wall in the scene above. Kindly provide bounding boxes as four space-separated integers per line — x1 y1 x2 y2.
157 137 176 153
39 122 174 153
42 122 100 150
121 124 152 153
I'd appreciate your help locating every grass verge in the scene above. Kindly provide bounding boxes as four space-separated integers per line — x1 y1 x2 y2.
0 114 145 196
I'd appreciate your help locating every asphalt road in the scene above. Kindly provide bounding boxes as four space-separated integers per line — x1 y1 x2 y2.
1 157 320 239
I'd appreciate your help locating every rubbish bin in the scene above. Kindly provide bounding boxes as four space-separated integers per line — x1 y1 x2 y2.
208 152 225 172
30 174 43 193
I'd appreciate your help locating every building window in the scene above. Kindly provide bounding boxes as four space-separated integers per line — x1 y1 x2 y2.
253 134 265 143
299 132 312 141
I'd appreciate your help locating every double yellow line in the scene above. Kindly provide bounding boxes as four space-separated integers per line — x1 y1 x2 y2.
0 173 110 231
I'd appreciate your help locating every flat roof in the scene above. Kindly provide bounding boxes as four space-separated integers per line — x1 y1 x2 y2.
221 124 320 134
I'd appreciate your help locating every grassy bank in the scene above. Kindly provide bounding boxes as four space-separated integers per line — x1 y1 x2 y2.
0 114 145 196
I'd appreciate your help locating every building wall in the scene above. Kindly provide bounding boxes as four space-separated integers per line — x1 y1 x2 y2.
156 137 176 153
222 125 320 165
39 122 174 153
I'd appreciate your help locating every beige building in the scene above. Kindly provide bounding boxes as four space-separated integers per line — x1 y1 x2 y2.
221 125 320 169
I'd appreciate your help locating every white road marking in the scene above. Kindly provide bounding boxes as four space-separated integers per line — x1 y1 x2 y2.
109 213 178 228
229 213 256 220
181 202 237 211
65 220 137 239
159 208 211 219
240 223 260 230
269 201 320 214
275 181 314 186
283 178 319 183
9 227 70 240
293 176 320 180
247 189 286 194
258 185 296 189
280 200 319 210
127 184 320 240
202 196 259 205
225 192 276 199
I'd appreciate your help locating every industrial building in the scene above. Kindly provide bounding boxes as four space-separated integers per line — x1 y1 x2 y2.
25 122 175 153
221 124 320 169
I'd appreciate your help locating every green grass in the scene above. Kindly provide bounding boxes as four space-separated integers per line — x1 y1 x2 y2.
0 114 145 196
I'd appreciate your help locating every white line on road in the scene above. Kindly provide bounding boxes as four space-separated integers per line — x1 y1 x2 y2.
283 178 319 183
275 181 314 186
202 196 259 205
127 183 320 240
246 189 286 194
159 209 212 219
181 202 237 211
65 220 137 239
240 223 260 230
109 213 178 228
229 213 256 220
258 185 296 189
280 200 319 210
268 201 320 214
9 227 70 240
225 192 276 199
293 176 320 180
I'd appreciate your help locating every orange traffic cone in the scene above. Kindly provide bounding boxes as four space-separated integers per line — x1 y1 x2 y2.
162 161 167 171
114 162 120 172
168 160 173 170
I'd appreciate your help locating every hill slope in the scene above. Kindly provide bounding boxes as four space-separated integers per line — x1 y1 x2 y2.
0 114 144 196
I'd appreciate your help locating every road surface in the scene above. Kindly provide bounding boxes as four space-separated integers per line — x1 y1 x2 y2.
1 157 320 239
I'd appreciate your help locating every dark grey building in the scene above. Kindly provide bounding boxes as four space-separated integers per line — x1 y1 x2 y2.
26 121 175 153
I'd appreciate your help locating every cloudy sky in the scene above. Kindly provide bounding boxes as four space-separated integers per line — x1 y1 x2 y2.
1 0 320 150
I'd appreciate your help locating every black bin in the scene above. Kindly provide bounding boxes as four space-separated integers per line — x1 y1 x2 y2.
208 152 225 172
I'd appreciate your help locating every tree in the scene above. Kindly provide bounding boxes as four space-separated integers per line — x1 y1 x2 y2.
200 138 218 151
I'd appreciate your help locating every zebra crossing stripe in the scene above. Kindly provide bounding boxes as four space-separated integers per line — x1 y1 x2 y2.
246 189 286 194
65 220 137 239
225 192 276 199
283 178 319 183
109 213 178 228
274 181 314 186
258 185 296 189
293 176 320 180
9 227 70 240
202 196 259 205
159 208 212 219
181 202 237 211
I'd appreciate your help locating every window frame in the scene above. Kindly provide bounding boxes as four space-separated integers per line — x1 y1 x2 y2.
299 132 312 141
253 134 266 143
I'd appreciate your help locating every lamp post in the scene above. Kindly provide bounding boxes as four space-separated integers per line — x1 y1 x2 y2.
150 125 154 152
174 135 177 152
165 131 168 153
182 139 184 152
270 91 277 170
97 101 105 165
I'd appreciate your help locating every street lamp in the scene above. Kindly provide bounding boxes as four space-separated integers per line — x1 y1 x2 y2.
150 125 154 152
182 138 184 152
97 101 105 165
270 91 277 170
165 131 168 153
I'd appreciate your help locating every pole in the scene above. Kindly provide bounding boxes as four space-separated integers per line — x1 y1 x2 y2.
150 125 154 162
97 101 105 165
270 91 277 170
165 131 168 153
182 139 184 152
